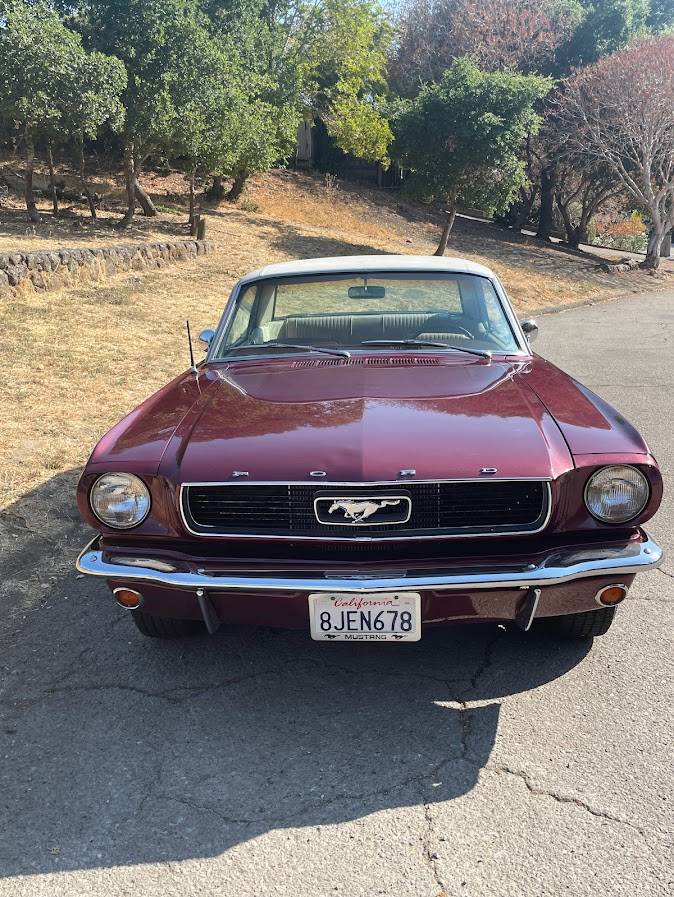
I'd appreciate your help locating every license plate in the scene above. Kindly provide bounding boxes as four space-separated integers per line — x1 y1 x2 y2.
308 592 421 641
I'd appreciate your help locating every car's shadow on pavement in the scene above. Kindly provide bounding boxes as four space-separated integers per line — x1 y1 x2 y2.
0 472 591 877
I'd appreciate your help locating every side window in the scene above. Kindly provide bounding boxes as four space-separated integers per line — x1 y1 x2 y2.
481 282 515 346
225 287 256 345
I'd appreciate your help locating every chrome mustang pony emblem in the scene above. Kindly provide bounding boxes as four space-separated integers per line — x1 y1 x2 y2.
328 498 402 523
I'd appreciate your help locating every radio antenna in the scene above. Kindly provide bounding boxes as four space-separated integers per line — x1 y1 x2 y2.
186 319 198 374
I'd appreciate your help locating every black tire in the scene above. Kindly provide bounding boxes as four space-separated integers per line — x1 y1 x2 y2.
130 610 204 639
549 606 617 639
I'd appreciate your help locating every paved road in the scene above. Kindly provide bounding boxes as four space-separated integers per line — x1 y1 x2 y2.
1 290 673 896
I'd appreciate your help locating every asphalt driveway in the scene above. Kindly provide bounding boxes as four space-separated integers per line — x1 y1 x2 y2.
1 289 672 896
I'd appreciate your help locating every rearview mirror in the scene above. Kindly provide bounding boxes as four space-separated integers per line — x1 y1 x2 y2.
348 285 386 299
520 320 539 344
199 328 215 350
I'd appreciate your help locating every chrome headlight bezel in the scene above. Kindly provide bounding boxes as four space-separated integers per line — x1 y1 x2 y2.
584 465 650 524
90 472 151 529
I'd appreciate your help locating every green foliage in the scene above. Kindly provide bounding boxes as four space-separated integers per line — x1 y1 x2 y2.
205 0 393 164
393 58 551 215
0 1 73 135
306 0 393 161
82 0 210 158
1 0 392 192
323 93 391 163
157 23 243 176
0 0 125 143
557 0 650 69
200 1 309 183
206 90 299 186
61 52 126 144
647 0 674 30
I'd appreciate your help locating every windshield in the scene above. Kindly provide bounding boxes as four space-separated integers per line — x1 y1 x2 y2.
211 272 520 359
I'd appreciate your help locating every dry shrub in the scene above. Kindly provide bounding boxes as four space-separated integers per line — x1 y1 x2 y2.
595 210 646 239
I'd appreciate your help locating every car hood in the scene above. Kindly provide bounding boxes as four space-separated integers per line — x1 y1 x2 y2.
154 358 574 482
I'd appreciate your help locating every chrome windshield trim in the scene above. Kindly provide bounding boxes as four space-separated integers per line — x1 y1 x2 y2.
76 530 663 593
177 481 553 541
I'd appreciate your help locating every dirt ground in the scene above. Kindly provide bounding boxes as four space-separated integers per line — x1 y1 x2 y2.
0 163 669 588
2 162 666 310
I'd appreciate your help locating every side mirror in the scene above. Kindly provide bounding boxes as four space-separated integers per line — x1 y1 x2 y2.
520 320 539 345
199 328 215 350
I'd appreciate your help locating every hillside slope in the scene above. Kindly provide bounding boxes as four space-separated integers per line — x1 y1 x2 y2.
1 166 662 314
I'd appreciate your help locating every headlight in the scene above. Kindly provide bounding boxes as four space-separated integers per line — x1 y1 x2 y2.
90 473 151 528
584 465 649 523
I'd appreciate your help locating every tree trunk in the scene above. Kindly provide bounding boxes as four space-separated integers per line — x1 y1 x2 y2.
205 175 225 202
76 137 97 219
118 141 136 228
555 193 574 246
24 133 41 223
188 172 197 235
133 162 157 217
225 170 249 202
575 196 598 249
47 140 59 217
536 166 556 241
434 203 457 256
642 228 664 270
514 185 538 231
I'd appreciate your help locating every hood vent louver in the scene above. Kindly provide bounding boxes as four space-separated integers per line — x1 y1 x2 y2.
290 356 441 368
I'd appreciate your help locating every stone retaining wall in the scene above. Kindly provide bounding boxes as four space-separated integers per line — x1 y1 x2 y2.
0 239 214 296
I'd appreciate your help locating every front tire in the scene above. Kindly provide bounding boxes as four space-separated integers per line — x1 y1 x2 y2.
131 610 204 638
549 606 617 639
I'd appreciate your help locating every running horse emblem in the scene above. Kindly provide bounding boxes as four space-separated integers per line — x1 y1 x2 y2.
328 498 402 523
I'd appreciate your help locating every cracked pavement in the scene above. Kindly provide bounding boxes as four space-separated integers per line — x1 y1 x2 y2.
1 289 673 896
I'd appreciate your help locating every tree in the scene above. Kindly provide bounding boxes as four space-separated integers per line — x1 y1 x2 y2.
204 0 392 200
156 18 244 224
0 0 62 220
555 34 674 268
82 0 216 225
390 0 580 97
533 0 652 242
306 0 393 164
392 58 551 254
554 159 622 249
201 0 303 200
557 0 650 69
0 0 124 222
493 135 542 231
59 52 126 218
537 111 623 248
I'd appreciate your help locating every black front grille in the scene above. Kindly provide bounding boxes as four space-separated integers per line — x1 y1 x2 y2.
182 481 549 538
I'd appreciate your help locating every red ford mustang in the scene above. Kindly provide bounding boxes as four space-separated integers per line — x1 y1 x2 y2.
76 256 663 642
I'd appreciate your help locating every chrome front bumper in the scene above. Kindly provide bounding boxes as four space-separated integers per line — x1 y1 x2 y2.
76 531 663 593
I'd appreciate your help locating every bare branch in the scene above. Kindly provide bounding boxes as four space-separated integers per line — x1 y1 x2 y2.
553 35 674 267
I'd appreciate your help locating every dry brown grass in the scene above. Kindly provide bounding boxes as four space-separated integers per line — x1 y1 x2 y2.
0 164 667 531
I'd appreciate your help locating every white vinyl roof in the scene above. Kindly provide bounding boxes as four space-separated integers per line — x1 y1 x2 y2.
239 254 497 283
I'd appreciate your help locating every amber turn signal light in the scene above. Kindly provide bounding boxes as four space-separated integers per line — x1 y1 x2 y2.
113 587 143 609
595 585 627 607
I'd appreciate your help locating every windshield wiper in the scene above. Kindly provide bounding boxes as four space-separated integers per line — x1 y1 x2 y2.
360 339 492 359
234 342 351 358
